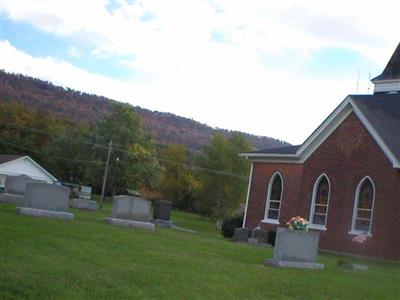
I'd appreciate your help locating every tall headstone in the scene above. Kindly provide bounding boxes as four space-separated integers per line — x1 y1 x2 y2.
152 200 173 228
0 176 37 206
79 186 92 200
233 227 250 243
5 175 35 195
265 227 324 269
70 185 97 211
252 228 269 245
153 200 172 221
16 182 73 220
105 195 155 230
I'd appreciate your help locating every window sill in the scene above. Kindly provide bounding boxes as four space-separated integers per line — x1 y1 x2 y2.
309 224 327 231
348 230 372 237
261 219 280 225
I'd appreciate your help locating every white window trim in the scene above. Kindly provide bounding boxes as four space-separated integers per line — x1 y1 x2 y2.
263 171 283 224
348 230 372 237
309 173 331 230
309 224 327 231
261 218 280 225
350 176 375 236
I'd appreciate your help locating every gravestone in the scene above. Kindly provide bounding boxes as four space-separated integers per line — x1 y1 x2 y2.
105 195 155 230
70 198 97 211
152 200 173 228
252 228 269 245
265 227 324 269
79 186 92 200
153 200 172 220
233 227 250 243
0 176 36 206
70 185 96 211
5 175 34 195
16 182 73 220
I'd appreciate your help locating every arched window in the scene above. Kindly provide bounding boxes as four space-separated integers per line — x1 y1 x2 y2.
264 172 283 223
309 174 330 229
351 177 375 234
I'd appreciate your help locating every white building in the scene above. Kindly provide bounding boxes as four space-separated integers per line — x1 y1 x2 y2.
0 155 57 187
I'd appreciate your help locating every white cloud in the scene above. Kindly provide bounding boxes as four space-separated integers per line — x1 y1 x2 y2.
1 0 399 144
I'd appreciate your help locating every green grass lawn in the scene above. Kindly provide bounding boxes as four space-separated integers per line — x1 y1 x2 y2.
0 203 399 299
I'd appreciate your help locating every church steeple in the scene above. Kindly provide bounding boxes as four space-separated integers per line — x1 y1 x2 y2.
372 42 400 94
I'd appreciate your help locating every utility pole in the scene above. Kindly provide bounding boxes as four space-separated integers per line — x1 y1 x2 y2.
99 140 112 209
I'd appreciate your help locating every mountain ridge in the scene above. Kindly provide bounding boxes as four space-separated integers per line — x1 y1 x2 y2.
0 70 289 151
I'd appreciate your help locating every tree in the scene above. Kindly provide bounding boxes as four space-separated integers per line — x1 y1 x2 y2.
195 133 251 219
44 123 93 183
159 144 200 211
86 103 160 195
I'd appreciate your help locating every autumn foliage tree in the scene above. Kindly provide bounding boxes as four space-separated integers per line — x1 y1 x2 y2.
159 144 201 211
86 103 160 195
195 133 251 220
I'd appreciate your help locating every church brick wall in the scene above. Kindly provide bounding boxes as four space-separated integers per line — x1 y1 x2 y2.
244 112 400 261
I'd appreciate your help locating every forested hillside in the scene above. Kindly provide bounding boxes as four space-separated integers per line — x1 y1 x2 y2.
0 70 288 151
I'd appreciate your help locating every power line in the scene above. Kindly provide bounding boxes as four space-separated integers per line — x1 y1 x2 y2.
0 138 103 164
0 119 109 150
112 147 248 180
0 119 248 180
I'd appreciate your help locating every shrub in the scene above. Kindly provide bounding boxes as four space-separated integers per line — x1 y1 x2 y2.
337 257 352 269
221 214 244 238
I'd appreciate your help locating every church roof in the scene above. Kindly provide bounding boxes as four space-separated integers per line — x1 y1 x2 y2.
372 42 400 81
241 93 400 168
246 145 300 155
351 93 400 162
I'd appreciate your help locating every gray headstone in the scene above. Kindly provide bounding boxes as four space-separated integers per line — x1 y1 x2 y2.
253 229 269 244
0 193 25 206
79 186 92 200
5 175 36 195
233 227 250 242
153 200 172 220
70 198 97 211
24 183 71 212
351 264 369 271
272 227 320 263
248 237 258 245
111 195 152 222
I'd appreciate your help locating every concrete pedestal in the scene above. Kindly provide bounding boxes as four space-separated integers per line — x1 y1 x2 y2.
16 207 74 220
105 217 155 230
152 218 173 228
265 259 325 270
70 198 97 211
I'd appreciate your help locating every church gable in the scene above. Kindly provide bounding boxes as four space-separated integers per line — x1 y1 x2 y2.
303 111 394 171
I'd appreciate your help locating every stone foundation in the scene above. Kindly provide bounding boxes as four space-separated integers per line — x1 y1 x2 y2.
16 207 74 220
265 259 325 270
105 217 155 230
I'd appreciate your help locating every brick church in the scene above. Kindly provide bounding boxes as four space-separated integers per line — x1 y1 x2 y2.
241 43 400 261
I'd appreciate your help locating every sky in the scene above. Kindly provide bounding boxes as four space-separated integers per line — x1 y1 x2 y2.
0 0 399 145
